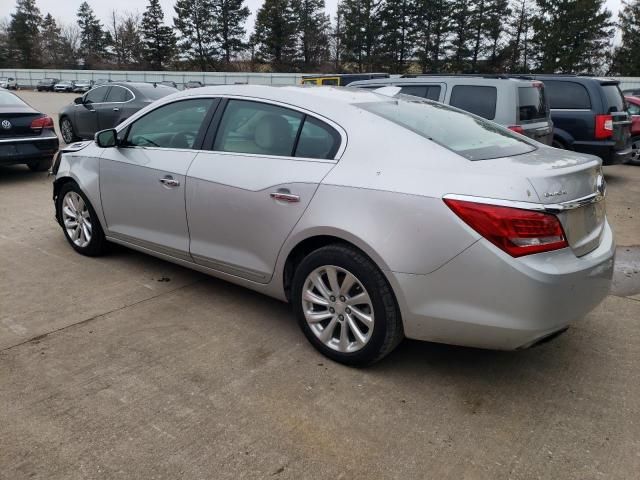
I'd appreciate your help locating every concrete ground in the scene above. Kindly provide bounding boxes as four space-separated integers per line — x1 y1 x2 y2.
1 91 639 480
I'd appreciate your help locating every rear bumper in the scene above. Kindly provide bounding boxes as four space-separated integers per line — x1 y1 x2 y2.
573 140 630 165
0 134 59 164
389 221 615 350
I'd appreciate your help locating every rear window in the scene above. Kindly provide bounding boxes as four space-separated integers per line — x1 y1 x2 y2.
449 85 497 120
357 96 535 161
518 86 547 122
544 81 591 109
602 84 625 112
0 91 27 107
399 85 441 101
138 85 176 100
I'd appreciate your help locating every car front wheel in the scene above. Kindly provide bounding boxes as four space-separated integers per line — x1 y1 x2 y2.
292 244 404 366
57 183 107 256
629 136 640 165
60 117 79 144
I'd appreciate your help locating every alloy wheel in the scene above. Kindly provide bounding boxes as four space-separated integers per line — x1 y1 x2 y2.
61 119 74 144
302 265 374 353
61 191 92 248
631 138 640 163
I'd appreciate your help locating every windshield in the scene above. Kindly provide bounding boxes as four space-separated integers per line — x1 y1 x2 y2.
357 95 536 161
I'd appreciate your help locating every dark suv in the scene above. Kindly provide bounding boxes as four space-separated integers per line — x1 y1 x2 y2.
531 75 631 165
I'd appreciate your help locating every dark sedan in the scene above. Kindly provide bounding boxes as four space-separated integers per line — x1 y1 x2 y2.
0 89 59 171
36 78 58 92
58 82 177 144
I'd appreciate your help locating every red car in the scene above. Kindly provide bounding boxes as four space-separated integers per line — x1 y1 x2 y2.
625 95 640 164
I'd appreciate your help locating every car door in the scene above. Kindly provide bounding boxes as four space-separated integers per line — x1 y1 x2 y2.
186 98 342 283
99 98 217 259
98 85 134 130
75 85 110 138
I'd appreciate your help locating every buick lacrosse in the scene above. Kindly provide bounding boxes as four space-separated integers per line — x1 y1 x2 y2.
52 85 615 365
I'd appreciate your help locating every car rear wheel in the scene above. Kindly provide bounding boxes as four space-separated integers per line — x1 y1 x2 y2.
57 183 107 256
60 117 79 144
292 244 404 366
27 157 53 172
629 136 640 165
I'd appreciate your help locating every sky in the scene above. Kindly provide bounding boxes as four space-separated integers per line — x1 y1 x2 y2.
0 0 624 34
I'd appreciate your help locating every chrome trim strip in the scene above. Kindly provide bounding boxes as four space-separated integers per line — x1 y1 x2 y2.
443 191 605 213
0 135 57 144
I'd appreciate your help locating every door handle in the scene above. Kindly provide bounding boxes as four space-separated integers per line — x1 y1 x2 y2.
160 176 180 187
270 191 300 203
113 107 120 112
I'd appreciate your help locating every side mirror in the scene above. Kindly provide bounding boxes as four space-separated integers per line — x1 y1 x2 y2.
74 97 83 105
95 129 118 148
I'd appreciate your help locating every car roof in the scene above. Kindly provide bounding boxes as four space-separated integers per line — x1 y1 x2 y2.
348 76 537 87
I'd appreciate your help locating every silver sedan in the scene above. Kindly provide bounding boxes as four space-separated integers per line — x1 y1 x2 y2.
52 85 615 365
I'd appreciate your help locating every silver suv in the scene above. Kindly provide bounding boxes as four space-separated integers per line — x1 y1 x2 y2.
349 75 554 145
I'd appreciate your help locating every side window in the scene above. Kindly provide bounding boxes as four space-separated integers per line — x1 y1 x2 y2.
449 85 497 119
213 100 304 157
84 86 109 103
302 79 318 85
399 85 441 101
295 117 341 159
544 81 591 109
322 78 339 86
628 103 640 115
125 99 214 149
106 86 132 103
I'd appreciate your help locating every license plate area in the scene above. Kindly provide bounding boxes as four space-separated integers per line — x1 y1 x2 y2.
559 200 606 257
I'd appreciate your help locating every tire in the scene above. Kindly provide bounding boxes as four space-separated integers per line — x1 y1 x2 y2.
27 157 53 172
292 244 404 366
57 182 107 256
60 117 79 144
552 138 568 149
628 136 640 165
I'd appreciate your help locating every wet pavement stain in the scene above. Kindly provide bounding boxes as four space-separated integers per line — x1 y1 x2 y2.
612 246 640 297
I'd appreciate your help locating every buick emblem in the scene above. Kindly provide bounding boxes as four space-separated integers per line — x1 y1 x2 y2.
1 120 11 130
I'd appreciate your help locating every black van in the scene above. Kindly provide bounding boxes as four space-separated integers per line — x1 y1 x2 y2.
531 75 631 165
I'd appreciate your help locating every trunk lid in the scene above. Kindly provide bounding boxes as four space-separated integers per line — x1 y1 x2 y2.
0 107 46 138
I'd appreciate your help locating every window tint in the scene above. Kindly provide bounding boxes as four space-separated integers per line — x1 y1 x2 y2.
357 96 535 161
214 100 304 156
85 86 109 103
449 85 497 119
106 86 132 102
602 84 625 112
322 78 339 85
125 99 213 149
628 102 640 115
518 86 547 122
399 85 441 101
295 117 341 159
544 81 591 109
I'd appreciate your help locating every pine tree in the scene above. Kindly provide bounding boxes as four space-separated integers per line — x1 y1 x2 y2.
483 0 511 72
378 0 416 73
448 0 472 72
40 14 64 68
173 0 217 70
7 0 42 68
339 0 382 72
293 0 330 70
213 0 250 65
413 0 450 73
505 0 533 72
612 0 640 75
532 0 613 73
141 0 176 70
252 0 298 71
77 2 106 68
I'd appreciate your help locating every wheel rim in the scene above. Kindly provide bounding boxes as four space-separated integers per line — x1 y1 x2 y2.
631 139 640 162
61 191 92 248
302 265 374 353
61 119 73 143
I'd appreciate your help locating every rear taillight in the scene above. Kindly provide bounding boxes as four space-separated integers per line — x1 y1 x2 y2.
594 114 613 140
508 125 525 135
444 199 568 257
30 115 54 130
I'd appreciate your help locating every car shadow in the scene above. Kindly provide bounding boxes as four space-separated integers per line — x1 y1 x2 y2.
0 164 48 185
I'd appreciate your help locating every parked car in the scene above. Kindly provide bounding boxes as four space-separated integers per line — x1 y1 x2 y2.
0 77 18 90
529 75 631 165
184 81 204 89
622 88 640 96
0 88 58 171
51 85 614 365
93 78 111 86
349 75 553 145
302 73 389 86
58 81 177 144
54 80 75 92
159 80 178 89
36 78 59 91
624 95 640 164
73 79 94 93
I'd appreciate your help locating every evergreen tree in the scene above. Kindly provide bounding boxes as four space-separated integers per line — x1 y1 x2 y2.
110 12 145 67
293 0 330 70
448 0 472 72
40 14 64 68
505 0 533 72
213 0 250 65
339 0 382 72
77 2 106 67
7 0 42 68
332 8 345 71
252 0 298 71
532 0 613 73
378 0 416 73
413 0 450 73
173 0 217 70
141 0 176 70
484 0 511 71
612 0 640 75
